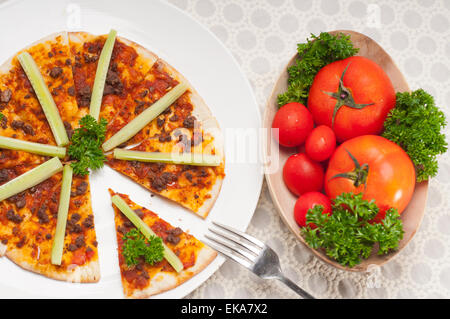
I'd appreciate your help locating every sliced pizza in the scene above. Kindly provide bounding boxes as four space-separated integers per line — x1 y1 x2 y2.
68 32 158 124
109 189 217 298
0 167 100 282
102 46 224 218
107 136 224 218
0 32 100 282
0 32 81 144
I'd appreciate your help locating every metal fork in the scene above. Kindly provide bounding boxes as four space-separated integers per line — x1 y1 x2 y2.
205 221 315 299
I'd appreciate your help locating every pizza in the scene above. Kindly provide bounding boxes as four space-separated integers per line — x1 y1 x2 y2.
0 32 100 282
0 169 99 282
0 29 224 293
0 32 81 144
107 136 225 218
104 60 225 218
68 32 157 125
109 189 217 298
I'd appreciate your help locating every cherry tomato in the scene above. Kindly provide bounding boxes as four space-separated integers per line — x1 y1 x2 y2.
272 102 314 147
305 125 336 162
283 153 324 196
294 192 332 228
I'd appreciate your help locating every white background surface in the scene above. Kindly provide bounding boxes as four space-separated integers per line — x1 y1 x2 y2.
0 0 262 298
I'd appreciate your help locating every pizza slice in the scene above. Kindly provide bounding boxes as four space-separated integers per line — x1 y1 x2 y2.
68 32 158 124
0 32 81 144
0 166 100 282
109 189 217 298
107 135 224 218
103 51 224 218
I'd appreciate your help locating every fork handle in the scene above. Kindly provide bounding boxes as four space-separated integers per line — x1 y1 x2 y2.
276 275 315 299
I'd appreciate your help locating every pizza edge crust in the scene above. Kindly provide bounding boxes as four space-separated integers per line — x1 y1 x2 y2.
5 249 100 283
125 245 217 299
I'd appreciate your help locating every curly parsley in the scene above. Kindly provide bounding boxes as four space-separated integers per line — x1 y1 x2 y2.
277 32 359 107
382 89 447 182
122 228 164 267
67 115 107 176
302 193 404 268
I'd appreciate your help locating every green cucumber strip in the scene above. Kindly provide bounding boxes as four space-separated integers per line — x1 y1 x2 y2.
113 149 221 166
0 157 63 202
111 194 184 273
102 82 188 151
89 29 117 121
51 165 73 265
0 136 66 158
17 52 69 146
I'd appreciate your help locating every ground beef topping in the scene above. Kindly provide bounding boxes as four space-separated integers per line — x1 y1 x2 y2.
75 235 85 248
82 215 94 229
37 205 50 224
183 115 197 128
0 169 10 183
49 67 63 79
6 210 23 224
0 89 12 104
67 86 75 96
77 86 91 107
166 227 183 245
103 67 123 96
63 121 74 139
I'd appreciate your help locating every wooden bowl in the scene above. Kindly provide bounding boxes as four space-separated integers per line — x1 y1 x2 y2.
263 30 429 272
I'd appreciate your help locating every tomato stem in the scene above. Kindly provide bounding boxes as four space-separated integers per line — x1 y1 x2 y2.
330 148 369 188
321 62 375 127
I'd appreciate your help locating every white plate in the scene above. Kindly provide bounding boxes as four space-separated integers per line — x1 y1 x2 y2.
0 0 262 298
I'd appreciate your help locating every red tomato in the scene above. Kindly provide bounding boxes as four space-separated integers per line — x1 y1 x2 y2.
305 125 336 162
325 135 415 215
308 56 396 142
294 192 332 228
272 102 314 147
283 153 324 196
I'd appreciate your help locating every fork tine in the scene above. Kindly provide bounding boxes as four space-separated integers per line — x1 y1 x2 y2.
208 227 261 255
205 234 257 263
212 221 265 248
204 236 253 269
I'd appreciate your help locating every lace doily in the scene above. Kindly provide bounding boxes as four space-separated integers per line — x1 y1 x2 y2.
173 0 450 299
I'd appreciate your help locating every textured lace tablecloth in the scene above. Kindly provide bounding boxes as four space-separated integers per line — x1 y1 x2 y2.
167 0 450 299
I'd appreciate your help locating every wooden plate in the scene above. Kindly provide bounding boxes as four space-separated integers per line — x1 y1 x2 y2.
263 30 429 272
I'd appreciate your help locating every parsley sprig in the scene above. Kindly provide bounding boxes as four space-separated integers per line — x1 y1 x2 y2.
277 32 359 107
382 89 447 182
302 193 404 268
67 115 107 176
122 228 164 267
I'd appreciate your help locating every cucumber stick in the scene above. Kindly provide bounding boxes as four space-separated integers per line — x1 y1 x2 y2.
0 136 66 158
17 52 69 146
51 165 73 265
102 83 188 151
0 157 63 202
113 148 221 166
90 29 117 121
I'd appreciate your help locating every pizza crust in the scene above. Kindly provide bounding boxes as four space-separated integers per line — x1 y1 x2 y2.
126 245 217 299
6 249 100 283
0 243 6 257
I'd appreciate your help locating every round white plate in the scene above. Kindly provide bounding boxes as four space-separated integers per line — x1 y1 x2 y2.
0 0 262 298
